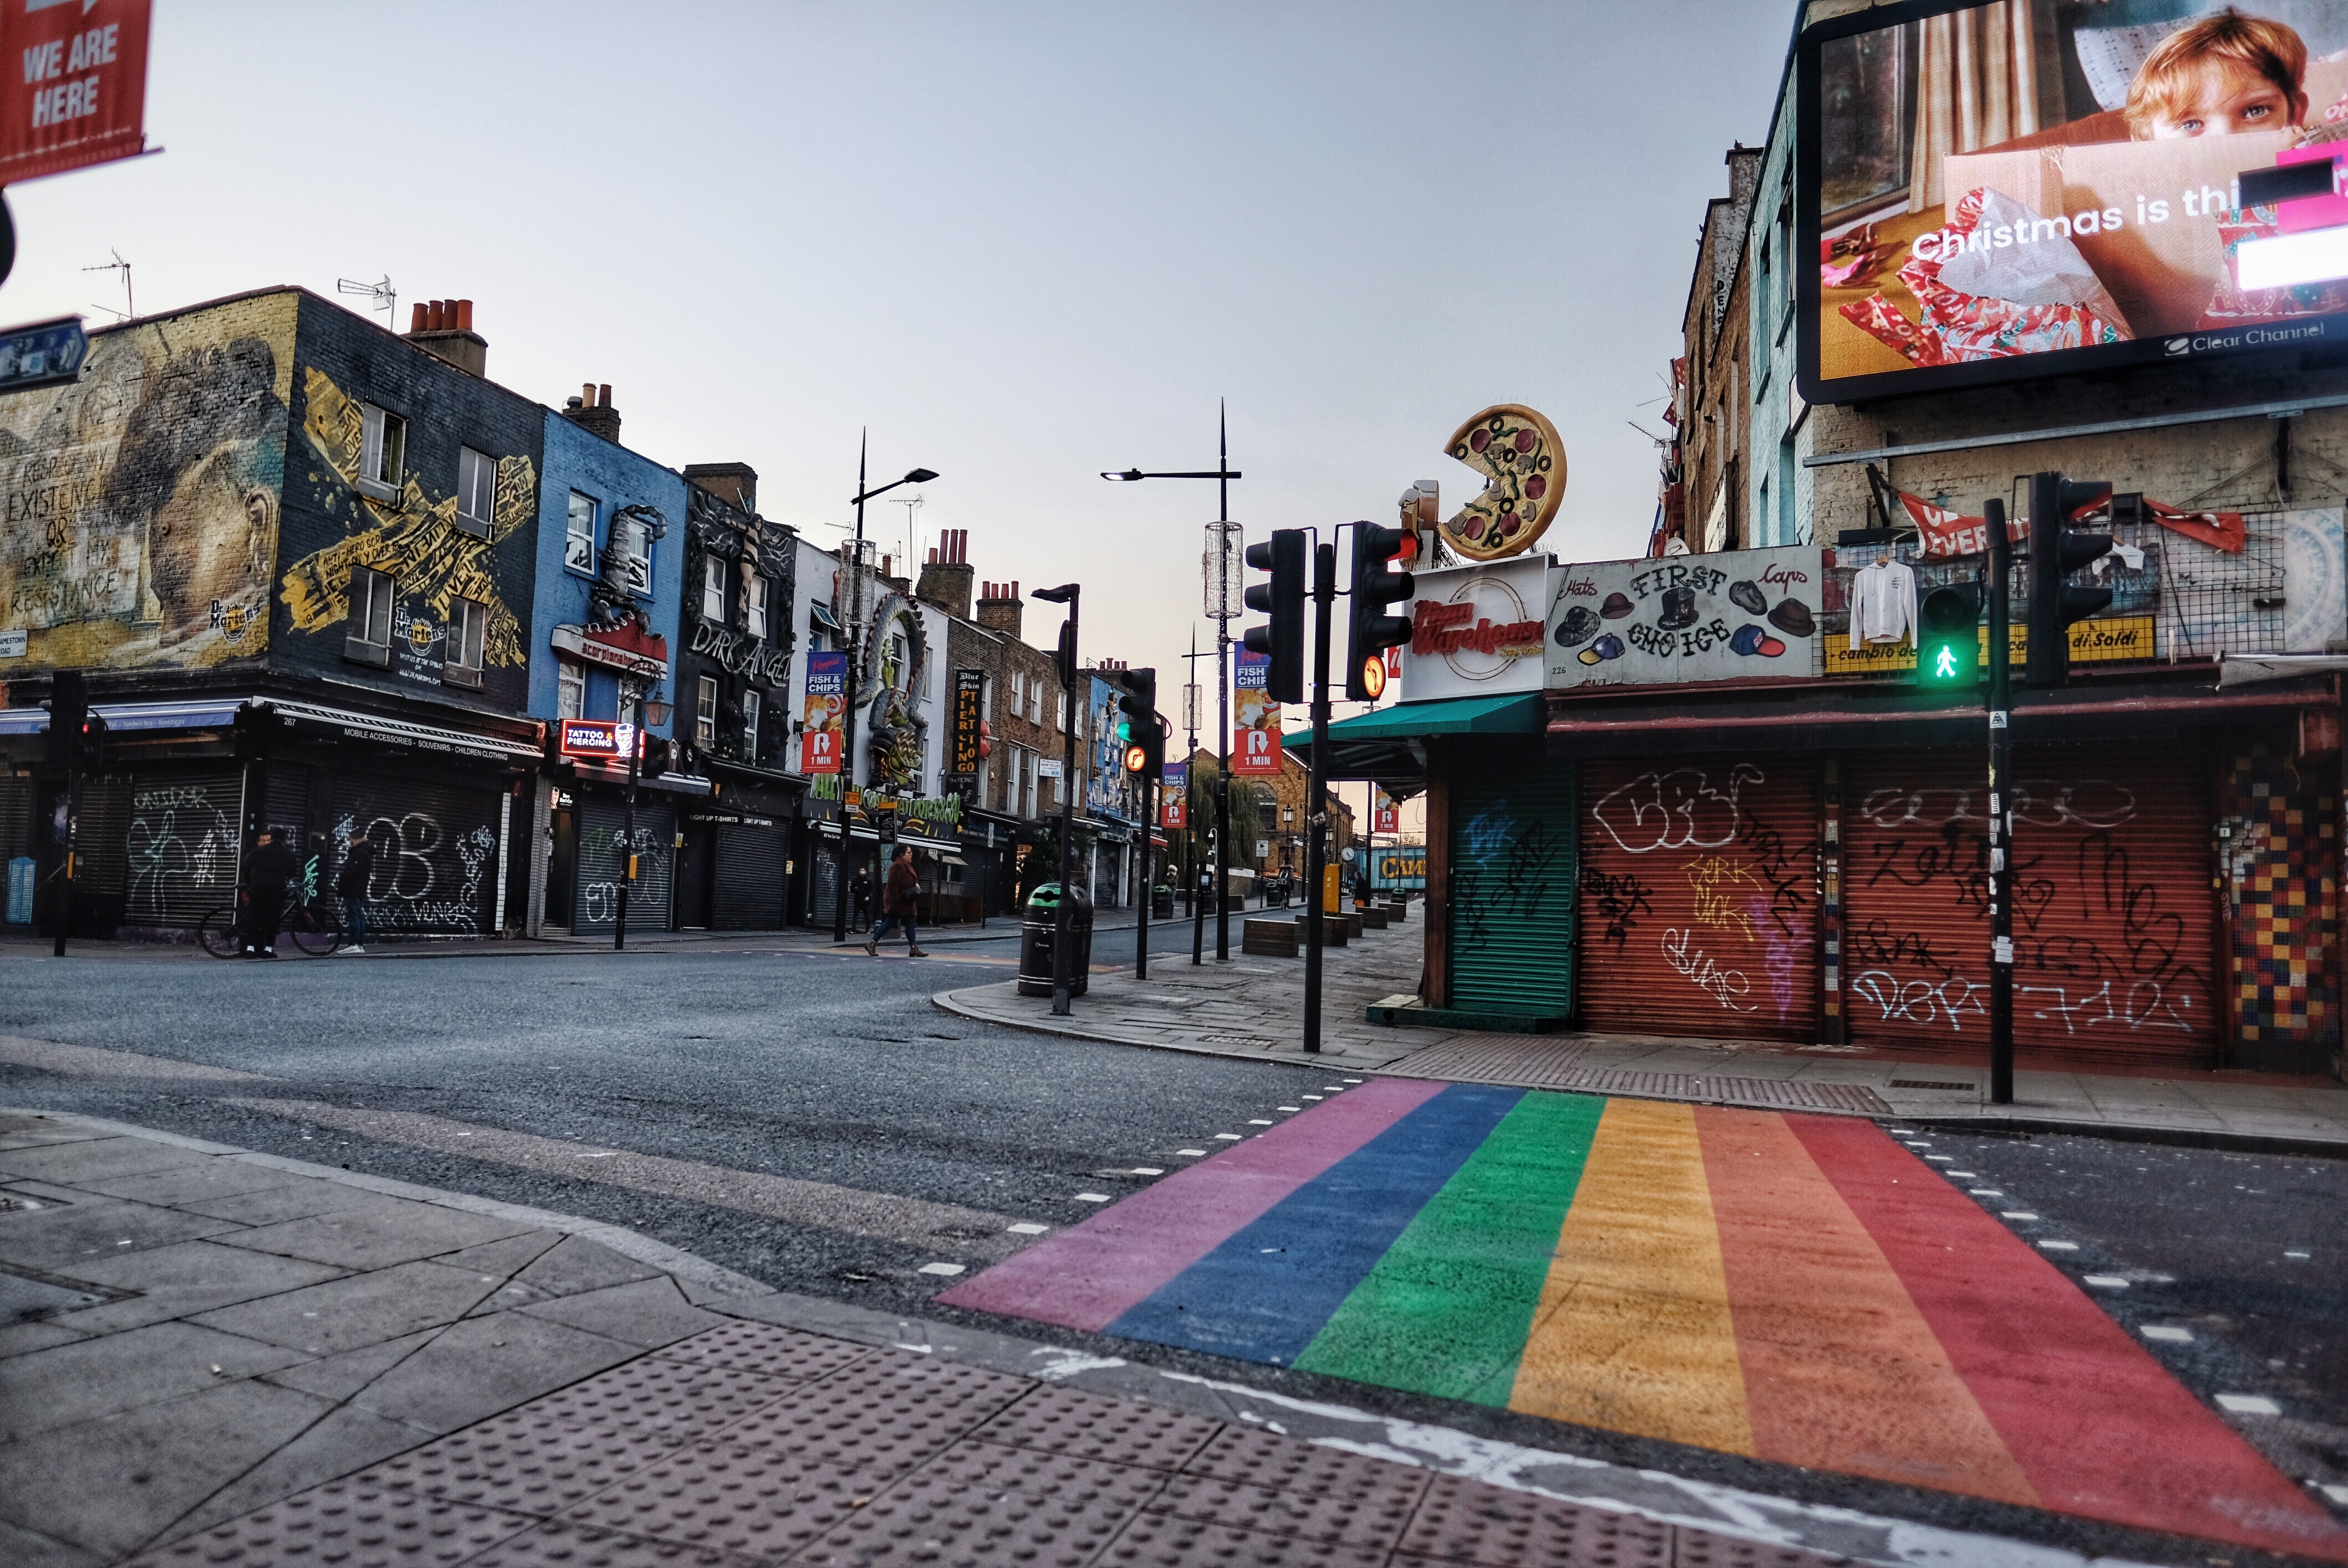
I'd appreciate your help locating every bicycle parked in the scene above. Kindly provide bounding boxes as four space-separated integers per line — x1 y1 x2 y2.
197 837 342 958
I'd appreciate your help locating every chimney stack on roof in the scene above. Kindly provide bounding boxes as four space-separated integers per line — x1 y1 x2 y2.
403 297 487 378
560 380 622 444
915 528 974 618
682 463 759 514
976 576 1023 640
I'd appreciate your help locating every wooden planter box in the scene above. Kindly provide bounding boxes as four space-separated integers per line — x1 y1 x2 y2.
1243 917 1299 958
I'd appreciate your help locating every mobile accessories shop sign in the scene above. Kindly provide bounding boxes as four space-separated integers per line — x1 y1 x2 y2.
0 1 152 185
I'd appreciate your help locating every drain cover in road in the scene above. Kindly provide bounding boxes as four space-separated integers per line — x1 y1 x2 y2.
939 1079 2346 1562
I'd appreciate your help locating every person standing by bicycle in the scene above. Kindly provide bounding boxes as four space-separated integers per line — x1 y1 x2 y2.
239 826 298 960
335 828 373 956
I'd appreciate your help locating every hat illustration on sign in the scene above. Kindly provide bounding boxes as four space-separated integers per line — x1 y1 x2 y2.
1767 599 1816 637
1657 585 1698 631
1577 633 1625 666
1730 625 1787 657
1554 606 1600 647
1729 580 1768 616
1599 591 1636 620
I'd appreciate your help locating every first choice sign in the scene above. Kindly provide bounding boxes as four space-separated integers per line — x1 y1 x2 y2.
0 1 152 185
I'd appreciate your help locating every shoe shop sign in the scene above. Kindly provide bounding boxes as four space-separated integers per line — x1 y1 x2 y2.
1546 546 1824 688
1398 557 1552 702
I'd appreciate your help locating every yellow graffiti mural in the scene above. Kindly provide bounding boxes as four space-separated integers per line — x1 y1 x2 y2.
280 366 532 670
0 293 295 670
1686 854 1759 938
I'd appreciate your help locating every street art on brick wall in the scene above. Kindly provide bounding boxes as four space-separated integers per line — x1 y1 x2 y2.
280 367 533 686
0 297 294 670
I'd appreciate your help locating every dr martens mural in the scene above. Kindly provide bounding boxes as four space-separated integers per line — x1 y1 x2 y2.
0 292 295 670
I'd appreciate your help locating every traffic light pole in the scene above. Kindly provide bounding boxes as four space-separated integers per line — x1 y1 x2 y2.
1985 497 2016 1106
1303 540 1335 1057
1136 769 1152 980
1048 593 1080 1017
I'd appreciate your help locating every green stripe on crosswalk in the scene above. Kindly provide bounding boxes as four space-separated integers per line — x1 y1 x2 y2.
1293 1090 1602 1405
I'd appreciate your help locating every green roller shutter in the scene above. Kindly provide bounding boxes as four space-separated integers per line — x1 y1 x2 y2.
1446 740 1575 1020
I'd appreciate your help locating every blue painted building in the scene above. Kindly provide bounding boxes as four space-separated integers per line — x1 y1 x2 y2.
526 393 696 936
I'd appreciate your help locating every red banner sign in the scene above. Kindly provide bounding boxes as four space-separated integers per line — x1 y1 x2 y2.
0 1 152 186
800 726 840 774
1893 486 2245 559
1375 796 1398 835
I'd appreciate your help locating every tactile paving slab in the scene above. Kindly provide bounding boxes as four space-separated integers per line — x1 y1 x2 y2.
558 1448 864 1559
1180 1427 1438 1507
651 1319 875 1384
972 1383 1222 1472
1096 1510 1395 1568
521 1354 796 1446
462 1514 756 1566
1669 1533 1850 1568
1397 1474 1674 1568
356 1414 658 1517
707 1351 1036 1477
1146 1469 1423 1549
127 1478 537 1567
794 1440 1166 1568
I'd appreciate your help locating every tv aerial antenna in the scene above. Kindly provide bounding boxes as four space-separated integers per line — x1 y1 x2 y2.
336 275 397 324
82 250 131 321
894 494 924 575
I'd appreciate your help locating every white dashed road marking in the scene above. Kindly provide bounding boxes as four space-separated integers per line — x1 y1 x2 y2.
2036 1240 2079 1252
2002 1211 2039 1220
1006 1223 1048 1235
2143 1325 2194 1343
2083 1275 2128 1290
2217 1394 2282 1415
918 1262 966 1277
1074 1193 1111 1203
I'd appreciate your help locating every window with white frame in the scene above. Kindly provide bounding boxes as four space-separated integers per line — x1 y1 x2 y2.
702 556 726 622
746 574 768 639
565 492 596 575
445 596 487 687
617 513 654 596
345 565 394 666
557 663 585 720
456 447 497 538
358 406 405 502
1055 692 1066 733
741 688 760 756
696 675 718 750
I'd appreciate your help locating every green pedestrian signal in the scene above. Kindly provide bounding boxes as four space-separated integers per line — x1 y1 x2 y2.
1916 583 1982 689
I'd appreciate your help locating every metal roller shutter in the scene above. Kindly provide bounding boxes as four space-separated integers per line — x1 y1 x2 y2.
1445 740 1576 1019
713 823 785 929
123 770 245 930
1577 754 1821 1042
1841 746 2217 1069
575 794 674 935
329 772 506 936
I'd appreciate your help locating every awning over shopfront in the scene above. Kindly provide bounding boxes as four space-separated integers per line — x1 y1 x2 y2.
0 697 250 735
258 699 543 762
1284 692 1544 797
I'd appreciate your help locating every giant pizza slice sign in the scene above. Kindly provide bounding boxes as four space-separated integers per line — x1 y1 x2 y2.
1439 404 1565 562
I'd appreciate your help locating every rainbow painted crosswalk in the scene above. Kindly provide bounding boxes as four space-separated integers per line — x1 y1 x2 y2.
940 1079 2347 1561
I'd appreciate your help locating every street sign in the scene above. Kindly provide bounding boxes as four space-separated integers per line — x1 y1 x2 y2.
0 317 86 393
1037 757 1063 779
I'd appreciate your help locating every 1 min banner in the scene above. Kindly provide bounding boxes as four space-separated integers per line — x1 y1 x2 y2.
1232 651 1282 776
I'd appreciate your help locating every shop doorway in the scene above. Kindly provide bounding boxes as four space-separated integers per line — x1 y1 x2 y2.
545 795 576 930
675 822 716 930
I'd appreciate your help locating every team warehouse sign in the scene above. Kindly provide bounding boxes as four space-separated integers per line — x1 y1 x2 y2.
0 1 152 185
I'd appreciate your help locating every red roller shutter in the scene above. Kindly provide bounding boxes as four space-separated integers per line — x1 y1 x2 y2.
1841 746 2217 1069
1577 754 1820 1042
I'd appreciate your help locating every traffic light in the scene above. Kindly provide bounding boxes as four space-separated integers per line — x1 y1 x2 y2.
1346 522 1415 702
1242 531 1305 704
76 711 107 776
1916 582 1981 689
45 670 84 773
1107 666 1161 781
2026 472 2116 688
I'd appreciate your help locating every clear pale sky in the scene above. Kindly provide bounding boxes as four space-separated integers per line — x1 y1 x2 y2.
1 1 1789 828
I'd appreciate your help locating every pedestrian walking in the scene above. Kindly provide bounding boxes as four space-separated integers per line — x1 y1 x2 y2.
335 828 374 955
238 826 298 960
851 862 874 928
863 844 926 957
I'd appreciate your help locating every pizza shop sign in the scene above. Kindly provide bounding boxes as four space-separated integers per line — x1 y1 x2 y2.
1396 557 1553 702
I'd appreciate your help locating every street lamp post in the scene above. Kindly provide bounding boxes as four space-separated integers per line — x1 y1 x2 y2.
614 661 672 952
1101 401 1242 961
830 432 938 945
1032 583 1080 1016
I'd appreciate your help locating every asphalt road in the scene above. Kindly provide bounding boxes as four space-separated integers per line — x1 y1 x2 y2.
2 936 2342 1565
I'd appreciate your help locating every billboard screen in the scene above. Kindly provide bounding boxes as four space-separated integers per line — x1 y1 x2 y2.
1801 0 2348 401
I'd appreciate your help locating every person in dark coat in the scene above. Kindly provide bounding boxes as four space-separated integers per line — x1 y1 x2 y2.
862 844 926 957
239 826 298 959
850 862 874 927
335 828 374 955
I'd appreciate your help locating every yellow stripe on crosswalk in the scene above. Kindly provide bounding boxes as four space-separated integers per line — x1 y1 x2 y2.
1508 1097 1752 1454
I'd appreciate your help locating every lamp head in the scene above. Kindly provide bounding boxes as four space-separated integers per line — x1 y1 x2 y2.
1031 583 1079 604
904 467 938 484
642 698 673 727
1101 468 1144 483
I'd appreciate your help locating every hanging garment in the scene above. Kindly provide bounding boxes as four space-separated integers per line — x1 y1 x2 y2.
1850 559 1919 649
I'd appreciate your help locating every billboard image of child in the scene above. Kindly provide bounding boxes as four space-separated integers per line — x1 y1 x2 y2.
1805 1 2348 399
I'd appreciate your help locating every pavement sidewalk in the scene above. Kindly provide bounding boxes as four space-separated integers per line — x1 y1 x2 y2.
0 1107 2046 1568
935 917 2348 1154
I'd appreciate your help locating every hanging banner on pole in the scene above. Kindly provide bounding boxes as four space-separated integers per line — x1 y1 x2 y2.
801 651 847 773
1161 761 1188 828
0 1 153 187
950 668 984 778
1374 792 1398 835
1232 649 1282 776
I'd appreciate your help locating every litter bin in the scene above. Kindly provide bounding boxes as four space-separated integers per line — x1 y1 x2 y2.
1018 883 1094 997
1152 885 1173 920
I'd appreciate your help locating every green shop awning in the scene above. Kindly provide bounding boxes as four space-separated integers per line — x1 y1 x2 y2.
1281 692 1544 798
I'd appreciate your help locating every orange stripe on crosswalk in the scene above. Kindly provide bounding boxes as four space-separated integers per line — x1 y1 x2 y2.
1508 1098 1751 1453
1694 1106 2037 1505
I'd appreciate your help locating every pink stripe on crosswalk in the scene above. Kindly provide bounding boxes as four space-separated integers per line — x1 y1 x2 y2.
936 1077 1447 1332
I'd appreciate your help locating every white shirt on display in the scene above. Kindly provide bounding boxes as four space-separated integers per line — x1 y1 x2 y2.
1849 558 1918 649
